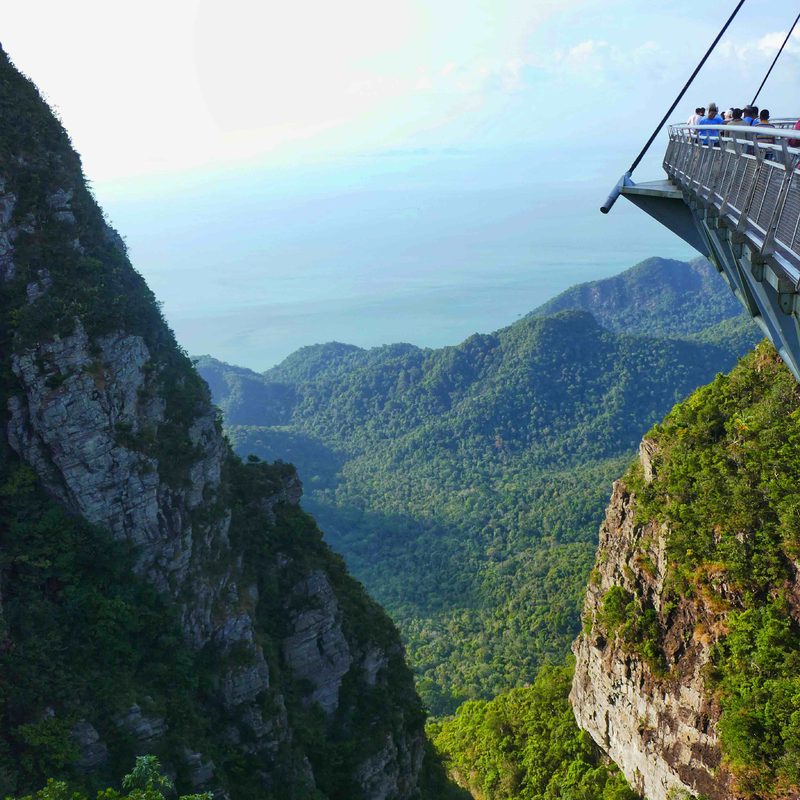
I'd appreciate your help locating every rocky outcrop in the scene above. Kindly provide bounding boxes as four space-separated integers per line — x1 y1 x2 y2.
571 440 731 800
116 705 170 755
282 570 351 715
7 321 214 590
70 722 109 771
354 730 426 800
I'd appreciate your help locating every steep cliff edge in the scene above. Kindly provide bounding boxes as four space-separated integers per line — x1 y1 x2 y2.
0 46 427 799
571 344 800 800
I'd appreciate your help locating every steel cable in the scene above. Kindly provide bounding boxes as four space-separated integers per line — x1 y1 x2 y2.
750 11 800 107
601 0 747 212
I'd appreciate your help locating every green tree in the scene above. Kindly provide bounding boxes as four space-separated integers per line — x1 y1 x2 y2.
10 756 211 800
430 662 639 800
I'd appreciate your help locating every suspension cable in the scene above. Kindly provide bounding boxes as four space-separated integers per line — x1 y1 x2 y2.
601 0 747 213
751 11 800 107
627 0 746 176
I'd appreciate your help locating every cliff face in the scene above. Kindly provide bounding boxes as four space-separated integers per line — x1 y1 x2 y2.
571 347 800 800
570 445 729 800
0 46 424 799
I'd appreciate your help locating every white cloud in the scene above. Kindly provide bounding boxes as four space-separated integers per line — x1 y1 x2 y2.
553 39 664 88
758 27 800 55
568 39 608 64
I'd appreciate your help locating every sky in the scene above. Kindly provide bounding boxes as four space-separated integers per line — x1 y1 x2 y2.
4 0 798 180
3 1 800 368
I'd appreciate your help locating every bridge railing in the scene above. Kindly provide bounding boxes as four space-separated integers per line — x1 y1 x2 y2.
763 119 799 129
664 124 800 283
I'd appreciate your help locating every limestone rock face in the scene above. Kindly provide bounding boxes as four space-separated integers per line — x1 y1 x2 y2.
116 705 170 754
570 440 732 800
282 570 351 715
6 321 218 593
354 730 426 800
0 181 21 282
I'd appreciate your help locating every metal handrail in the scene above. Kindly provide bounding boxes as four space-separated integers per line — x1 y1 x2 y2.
671 124 800 140
663 124 800 287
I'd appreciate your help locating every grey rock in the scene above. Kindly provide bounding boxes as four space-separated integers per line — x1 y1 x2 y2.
70 721 109 770
26 269 54 303
103 223 127 255
0 184 17 281
182 748 215 788
640 437 660 484
360 644 389 686
6 319 230 625
221 655 270 708
46 188 73 209
354 730 425 800
282 570 350 715
258 473 304 524
116 704 168 753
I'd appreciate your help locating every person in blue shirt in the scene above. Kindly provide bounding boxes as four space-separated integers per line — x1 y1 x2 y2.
743 106 756 126
699 102 724 145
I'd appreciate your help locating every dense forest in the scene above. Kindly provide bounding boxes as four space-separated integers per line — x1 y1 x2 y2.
197 257 761 717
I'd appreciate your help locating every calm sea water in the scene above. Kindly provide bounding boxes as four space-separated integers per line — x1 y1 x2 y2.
96 149 694 371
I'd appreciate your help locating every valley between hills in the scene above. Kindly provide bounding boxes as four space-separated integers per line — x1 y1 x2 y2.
196 255 760 719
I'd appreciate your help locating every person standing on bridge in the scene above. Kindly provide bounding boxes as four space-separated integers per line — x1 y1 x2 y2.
699 102 723 145
755 110 776 158
721 108 743 145
688 107 705 126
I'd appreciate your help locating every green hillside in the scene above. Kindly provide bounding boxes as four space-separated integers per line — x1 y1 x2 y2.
527 255 752 341
197 260 760 716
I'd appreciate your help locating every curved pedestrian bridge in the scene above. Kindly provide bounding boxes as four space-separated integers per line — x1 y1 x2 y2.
621 122 800 381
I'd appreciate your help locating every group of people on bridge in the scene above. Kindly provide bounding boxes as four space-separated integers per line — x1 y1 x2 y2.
687 102 800 150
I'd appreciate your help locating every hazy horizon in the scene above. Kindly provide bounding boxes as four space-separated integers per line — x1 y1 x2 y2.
96 148 695 372
6 1 794 370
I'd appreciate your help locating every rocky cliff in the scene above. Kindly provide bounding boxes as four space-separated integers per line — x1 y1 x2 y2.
570 456 729 800
0 45 426 799
571 345 800 800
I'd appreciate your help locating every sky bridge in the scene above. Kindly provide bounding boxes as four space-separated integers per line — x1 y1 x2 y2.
621 122 800 382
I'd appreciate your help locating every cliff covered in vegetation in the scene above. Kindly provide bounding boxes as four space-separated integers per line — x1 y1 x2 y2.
572 344 800 799
0 45 434 800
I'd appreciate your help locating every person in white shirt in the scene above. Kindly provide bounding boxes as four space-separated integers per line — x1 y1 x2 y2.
688 107 705 126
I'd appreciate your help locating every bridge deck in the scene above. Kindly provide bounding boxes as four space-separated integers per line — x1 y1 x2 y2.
621 179 683 199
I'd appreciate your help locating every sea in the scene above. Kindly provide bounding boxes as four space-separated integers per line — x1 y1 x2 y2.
96 147 695 372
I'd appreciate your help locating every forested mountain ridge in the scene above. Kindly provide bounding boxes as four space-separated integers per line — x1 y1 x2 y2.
0 45 443 800
196 263 760 717
527 255 752 341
